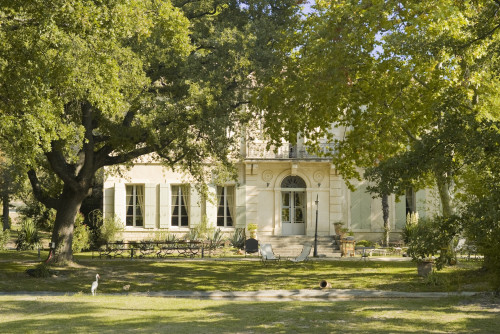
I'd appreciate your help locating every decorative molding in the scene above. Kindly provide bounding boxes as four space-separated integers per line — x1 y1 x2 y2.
281 175 307 189
262 170 274 183
313 171 324 183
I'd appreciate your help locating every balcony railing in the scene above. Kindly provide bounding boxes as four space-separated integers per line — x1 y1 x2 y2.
245 143 335 160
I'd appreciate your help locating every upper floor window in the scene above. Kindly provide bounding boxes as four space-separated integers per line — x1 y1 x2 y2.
171 185 189 227
126 185 144 227
217 186 235 227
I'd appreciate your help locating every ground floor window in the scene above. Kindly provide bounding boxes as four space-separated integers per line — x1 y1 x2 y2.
171 185 189 227
126 185 144 227
217 186 235 227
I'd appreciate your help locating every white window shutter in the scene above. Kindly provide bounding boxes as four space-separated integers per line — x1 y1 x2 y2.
114 183 126 226
395 196 407 230
159 184 170 229
144 183 157 229
416 189 427 219
190 186 201 228
205 185 218 227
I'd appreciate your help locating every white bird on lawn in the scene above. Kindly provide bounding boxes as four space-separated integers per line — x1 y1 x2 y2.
91 274 100 296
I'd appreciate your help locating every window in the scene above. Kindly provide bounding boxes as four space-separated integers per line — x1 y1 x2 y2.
217 186 235 227
171 185 189 227
126 185 144 227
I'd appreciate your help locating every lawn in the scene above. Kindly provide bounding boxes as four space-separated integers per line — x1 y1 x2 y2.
0 250 493 294
1 294 499 333
1 250 499 333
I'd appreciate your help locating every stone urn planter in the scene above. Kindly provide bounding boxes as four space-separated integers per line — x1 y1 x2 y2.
416 261 434 277
334 222 344 235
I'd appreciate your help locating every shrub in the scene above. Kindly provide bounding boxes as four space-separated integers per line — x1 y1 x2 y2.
26 263 51 278
228 228 245 249
187 216 214 241
0 229 11 250
406 215 460 270
17 197 56 231
100 215 123 244
72 213 91 253
356 240 373 247
15 218 41 250
402 212 419 245
87 209 123 247
208 228 223 249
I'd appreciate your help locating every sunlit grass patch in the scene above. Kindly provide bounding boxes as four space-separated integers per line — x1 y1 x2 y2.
0 250 492 294
1 295 499 333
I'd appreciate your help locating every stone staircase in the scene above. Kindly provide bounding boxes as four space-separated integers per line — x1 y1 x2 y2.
257 235 342 258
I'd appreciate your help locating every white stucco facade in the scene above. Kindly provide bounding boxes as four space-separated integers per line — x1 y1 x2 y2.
103 140 441 242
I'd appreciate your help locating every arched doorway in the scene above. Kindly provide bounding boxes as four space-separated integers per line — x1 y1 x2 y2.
281 176 306 235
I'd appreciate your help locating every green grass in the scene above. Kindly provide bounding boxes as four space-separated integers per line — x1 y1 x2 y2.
1 250 499 333
0 250 493 294
1 294 499 333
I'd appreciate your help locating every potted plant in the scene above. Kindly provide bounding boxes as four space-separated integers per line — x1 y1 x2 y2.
333 221 344 235
246 223 258 239
405 215 459 276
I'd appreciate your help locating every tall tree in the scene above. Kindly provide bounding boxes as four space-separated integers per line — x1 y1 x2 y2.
0 0 301 262
257 0 500 217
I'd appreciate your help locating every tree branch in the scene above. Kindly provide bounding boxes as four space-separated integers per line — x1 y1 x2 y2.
460 22 500 50
27 170 59 209
76 102 95 187
45 145 80 191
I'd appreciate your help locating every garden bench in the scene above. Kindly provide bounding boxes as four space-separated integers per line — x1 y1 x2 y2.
98 241 206 259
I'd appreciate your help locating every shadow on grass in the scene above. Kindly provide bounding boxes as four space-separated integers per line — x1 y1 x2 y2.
0 251 489 294
1 295 499 333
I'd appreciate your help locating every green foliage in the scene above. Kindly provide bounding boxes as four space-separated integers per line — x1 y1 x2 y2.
15 218 41 251
406 216 461 270
0 228 10 250
26 263 51 278
228 228 246 249
0 1 301 262
88 209 123 247
184 228 200 241
17 197 57 231
207 228 223 250
189 216 213 241
72 213 90 253
402 212 419 245
356 240 373 248
165 232 178 243
100 216 123 245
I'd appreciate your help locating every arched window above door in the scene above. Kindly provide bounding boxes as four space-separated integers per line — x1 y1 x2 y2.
281 175 306 189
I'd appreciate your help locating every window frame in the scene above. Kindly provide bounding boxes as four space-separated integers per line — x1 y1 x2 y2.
125 184 145 228
217 185 235 228
171 184 190 227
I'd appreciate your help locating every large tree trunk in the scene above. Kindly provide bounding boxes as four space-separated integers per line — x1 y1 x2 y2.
435 171 454 217
47 186 87 263
2 194 9 231
382 193 390 247
434 170 456 264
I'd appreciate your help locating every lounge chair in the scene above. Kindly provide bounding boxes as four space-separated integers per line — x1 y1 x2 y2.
260 243 280 264
288 244 312 263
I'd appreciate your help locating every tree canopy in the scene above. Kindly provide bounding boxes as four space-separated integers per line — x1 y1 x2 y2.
258 0 500 206
0 0 302 261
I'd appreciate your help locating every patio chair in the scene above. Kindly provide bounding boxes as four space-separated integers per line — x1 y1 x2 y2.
288 244 312 263
260 243 281 264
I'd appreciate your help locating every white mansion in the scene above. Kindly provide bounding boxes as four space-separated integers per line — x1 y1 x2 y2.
103 126 440 243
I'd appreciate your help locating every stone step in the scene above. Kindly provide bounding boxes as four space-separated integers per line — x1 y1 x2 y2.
256 235 342 257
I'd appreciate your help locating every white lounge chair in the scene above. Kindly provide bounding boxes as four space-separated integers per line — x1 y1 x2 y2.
260 243 280 264
289 244 312 263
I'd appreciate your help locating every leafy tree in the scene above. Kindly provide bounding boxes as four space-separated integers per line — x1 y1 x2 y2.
0 0 301 262
257 0 500 217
